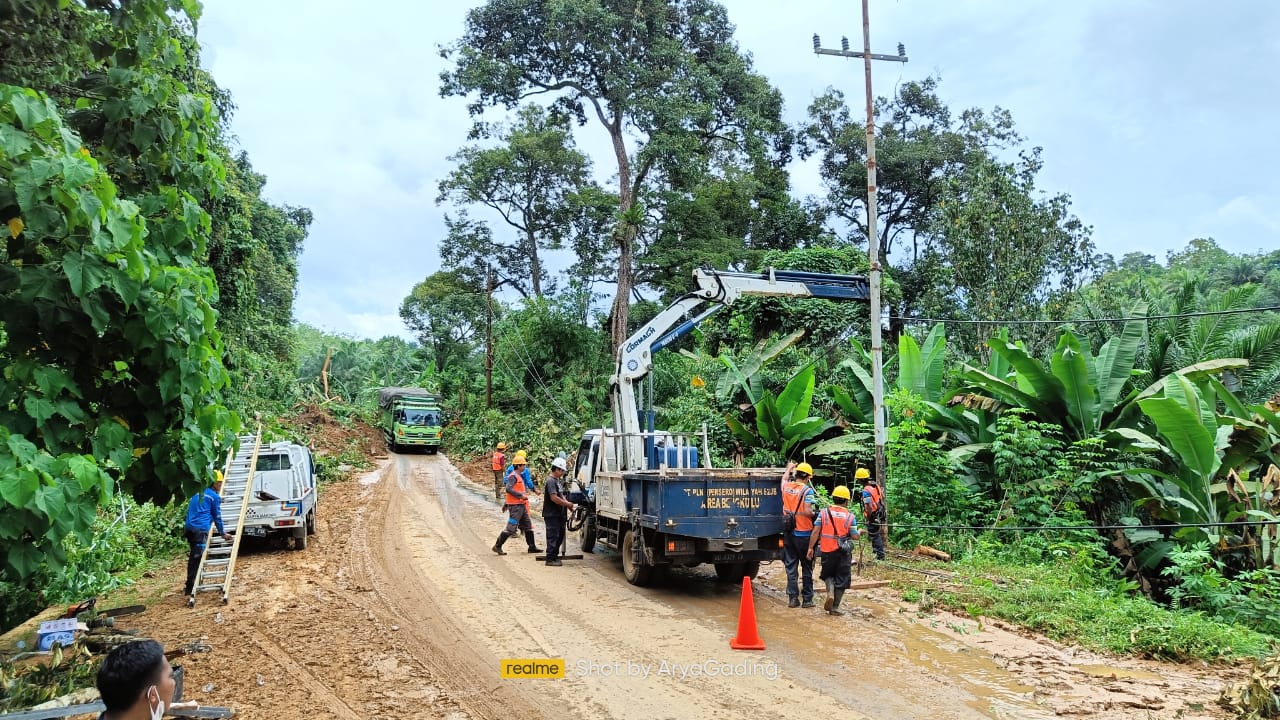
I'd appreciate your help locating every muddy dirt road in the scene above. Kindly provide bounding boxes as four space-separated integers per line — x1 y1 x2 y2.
126 453 1239 720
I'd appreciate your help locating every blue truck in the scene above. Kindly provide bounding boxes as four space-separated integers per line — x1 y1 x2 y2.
567 268 869 585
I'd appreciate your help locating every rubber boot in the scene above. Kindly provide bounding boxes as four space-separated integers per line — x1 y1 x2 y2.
823 579 835 612
525 530 543 554
829 589 846 616
492 533 509 556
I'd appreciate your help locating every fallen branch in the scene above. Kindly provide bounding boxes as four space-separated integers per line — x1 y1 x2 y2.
914 545 952 562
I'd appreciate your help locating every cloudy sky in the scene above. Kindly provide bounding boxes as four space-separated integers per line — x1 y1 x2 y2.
198 1 1280 340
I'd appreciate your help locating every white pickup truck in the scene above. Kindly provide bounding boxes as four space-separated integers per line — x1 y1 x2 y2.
242 441 319 550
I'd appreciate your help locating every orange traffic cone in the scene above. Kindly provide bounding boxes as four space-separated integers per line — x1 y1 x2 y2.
729 576 766 650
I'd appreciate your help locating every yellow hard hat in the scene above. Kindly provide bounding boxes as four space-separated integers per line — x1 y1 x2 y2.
795 462 813 477
213 470 224 483
513 451 527 465
497 442 507 450
855 468 871 481
832 485 852 500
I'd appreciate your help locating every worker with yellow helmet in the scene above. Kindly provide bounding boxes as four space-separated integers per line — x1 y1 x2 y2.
492 450 542 555
182 467 233 605
807 483 860 616
857 468 886 561
780 460 818 608
490 442 508 500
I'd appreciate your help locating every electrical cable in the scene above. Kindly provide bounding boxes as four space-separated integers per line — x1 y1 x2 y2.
886 519 1280 532
892 305 1280 326
503 322 583 425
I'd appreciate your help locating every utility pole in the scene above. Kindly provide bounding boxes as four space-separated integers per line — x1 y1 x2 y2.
813 1 907 504
485 266 494 409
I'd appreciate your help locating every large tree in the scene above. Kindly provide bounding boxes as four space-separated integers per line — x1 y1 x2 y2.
437 104 611 299
801 77 1094 337
400 271 488 374
440 0 791 349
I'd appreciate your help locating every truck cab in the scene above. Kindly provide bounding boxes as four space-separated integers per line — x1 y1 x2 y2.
378 388 443 454
242 441 319 550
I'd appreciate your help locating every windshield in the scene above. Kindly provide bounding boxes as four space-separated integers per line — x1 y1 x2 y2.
401 410 441 427
256 454 291 471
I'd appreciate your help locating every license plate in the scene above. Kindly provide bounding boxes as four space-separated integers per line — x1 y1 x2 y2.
243 527 267 537
711 553 746 563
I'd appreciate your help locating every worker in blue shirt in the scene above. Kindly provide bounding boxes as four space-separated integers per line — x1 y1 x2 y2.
183 470 233 605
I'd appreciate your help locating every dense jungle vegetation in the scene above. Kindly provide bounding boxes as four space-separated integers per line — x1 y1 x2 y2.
2 0 1279 666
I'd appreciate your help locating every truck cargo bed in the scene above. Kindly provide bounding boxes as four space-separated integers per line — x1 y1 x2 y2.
598 468 783 539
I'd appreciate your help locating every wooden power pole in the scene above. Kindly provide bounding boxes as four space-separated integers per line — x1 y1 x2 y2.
813 1 907 508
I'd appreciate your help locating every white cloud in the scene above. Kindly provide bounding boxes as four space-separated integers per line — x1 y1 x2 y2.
198 0 1280 338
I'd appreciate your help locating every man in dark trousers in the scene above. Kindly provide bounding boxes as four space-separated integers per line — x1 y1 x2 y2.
183 470 232 606
493 451 542 555
858 468 887 561
542 457 577 566
807 485 860 616
780 460 817 608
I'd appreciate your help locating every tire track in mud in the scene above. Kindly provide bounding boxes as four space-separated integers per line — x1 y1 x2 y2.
245 632 364 720
338 456 548 720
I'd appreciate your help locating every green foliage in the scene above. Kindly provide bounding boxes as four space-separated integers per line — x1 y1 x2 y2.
438 104 613 298
885 391 981 553
724 364 837 461
400 270 487 375
0 642 101 711
921 541 1271 662
0 86 236 583
1162 542 1280 637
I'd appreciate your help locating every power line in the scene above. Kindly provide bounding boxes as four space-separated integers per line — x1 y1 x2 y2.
892 305 1280 326
887 519 1280 532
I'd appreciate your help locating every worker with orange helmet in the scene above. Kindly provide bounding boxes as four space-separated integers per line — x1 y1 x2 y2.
182 468 233 605
492 450 542 556
807 484 860 616
781 460 818 608
490 442 508 500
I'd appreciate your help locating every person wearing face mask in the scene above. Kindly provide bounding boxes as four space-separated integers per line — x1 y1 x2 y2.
95 640 178 720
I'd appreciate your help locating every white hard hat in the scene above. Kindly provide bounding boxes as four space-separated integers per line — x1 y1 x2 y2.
551 457 568 471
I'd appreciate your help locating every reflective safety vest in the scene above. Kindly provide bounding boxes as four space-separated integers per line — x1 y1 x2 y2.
781 481 814 532
504 469 529 507
818 506 856 553
491 451 506 472
862 484 884 514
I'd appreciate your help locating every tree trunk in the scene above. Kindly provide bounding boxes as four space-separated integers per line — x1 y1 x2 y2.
528 226 542 298
607 125 634 352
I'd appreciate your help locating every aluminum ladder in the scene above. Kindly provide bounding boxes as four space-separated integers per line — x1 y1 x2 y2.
190 428 262 606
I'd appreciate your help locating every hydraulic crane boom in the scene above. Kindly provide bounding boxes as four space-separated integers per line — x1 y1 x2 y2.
610 267 870 471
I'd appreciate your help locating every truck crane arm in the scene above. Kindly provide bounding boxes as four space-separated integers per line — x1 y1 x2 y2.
610 267 870 471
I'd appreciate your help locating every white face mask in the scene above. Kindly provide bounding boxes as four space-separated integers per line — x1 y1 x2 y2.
147 685 165 720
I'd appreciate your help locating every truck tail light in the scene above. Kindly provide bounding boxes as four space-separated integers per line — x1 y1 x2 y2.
665 539 694 555
777 538 784 548
274 519 297 527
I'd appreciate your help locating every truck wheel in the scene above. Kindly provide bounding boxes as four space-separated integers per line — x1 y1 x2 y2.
426 446 438 455
621 530 653 586
306 511 316 536
293 527 308 551
580 516 597 554
714 561 758 582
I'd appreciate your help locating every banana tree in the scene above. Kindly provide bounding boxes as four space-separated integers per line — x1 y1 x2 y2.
725 364 837 460
827 322 944 423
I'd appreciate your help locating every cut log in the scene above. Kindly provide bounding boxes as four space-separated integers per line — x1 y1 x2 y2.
914 545 952 562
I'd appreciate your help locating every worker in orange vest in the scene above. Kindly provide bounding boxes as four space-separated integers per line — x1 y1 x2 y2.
858 468 886 561
807 485 860 616
491 442 507 501
492 451 542 555
781 460 817 608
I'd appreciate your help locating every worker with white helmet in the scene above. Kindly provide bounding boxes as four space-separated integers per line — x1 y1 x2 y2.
541 456 578 566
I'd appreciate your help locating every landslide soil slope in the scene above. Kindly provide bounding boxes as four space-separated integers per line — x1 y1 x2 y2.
109 453 1242 720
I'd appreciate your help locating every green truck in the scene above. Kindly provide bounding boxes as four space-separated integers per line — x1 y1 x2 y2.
377 387 444 454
